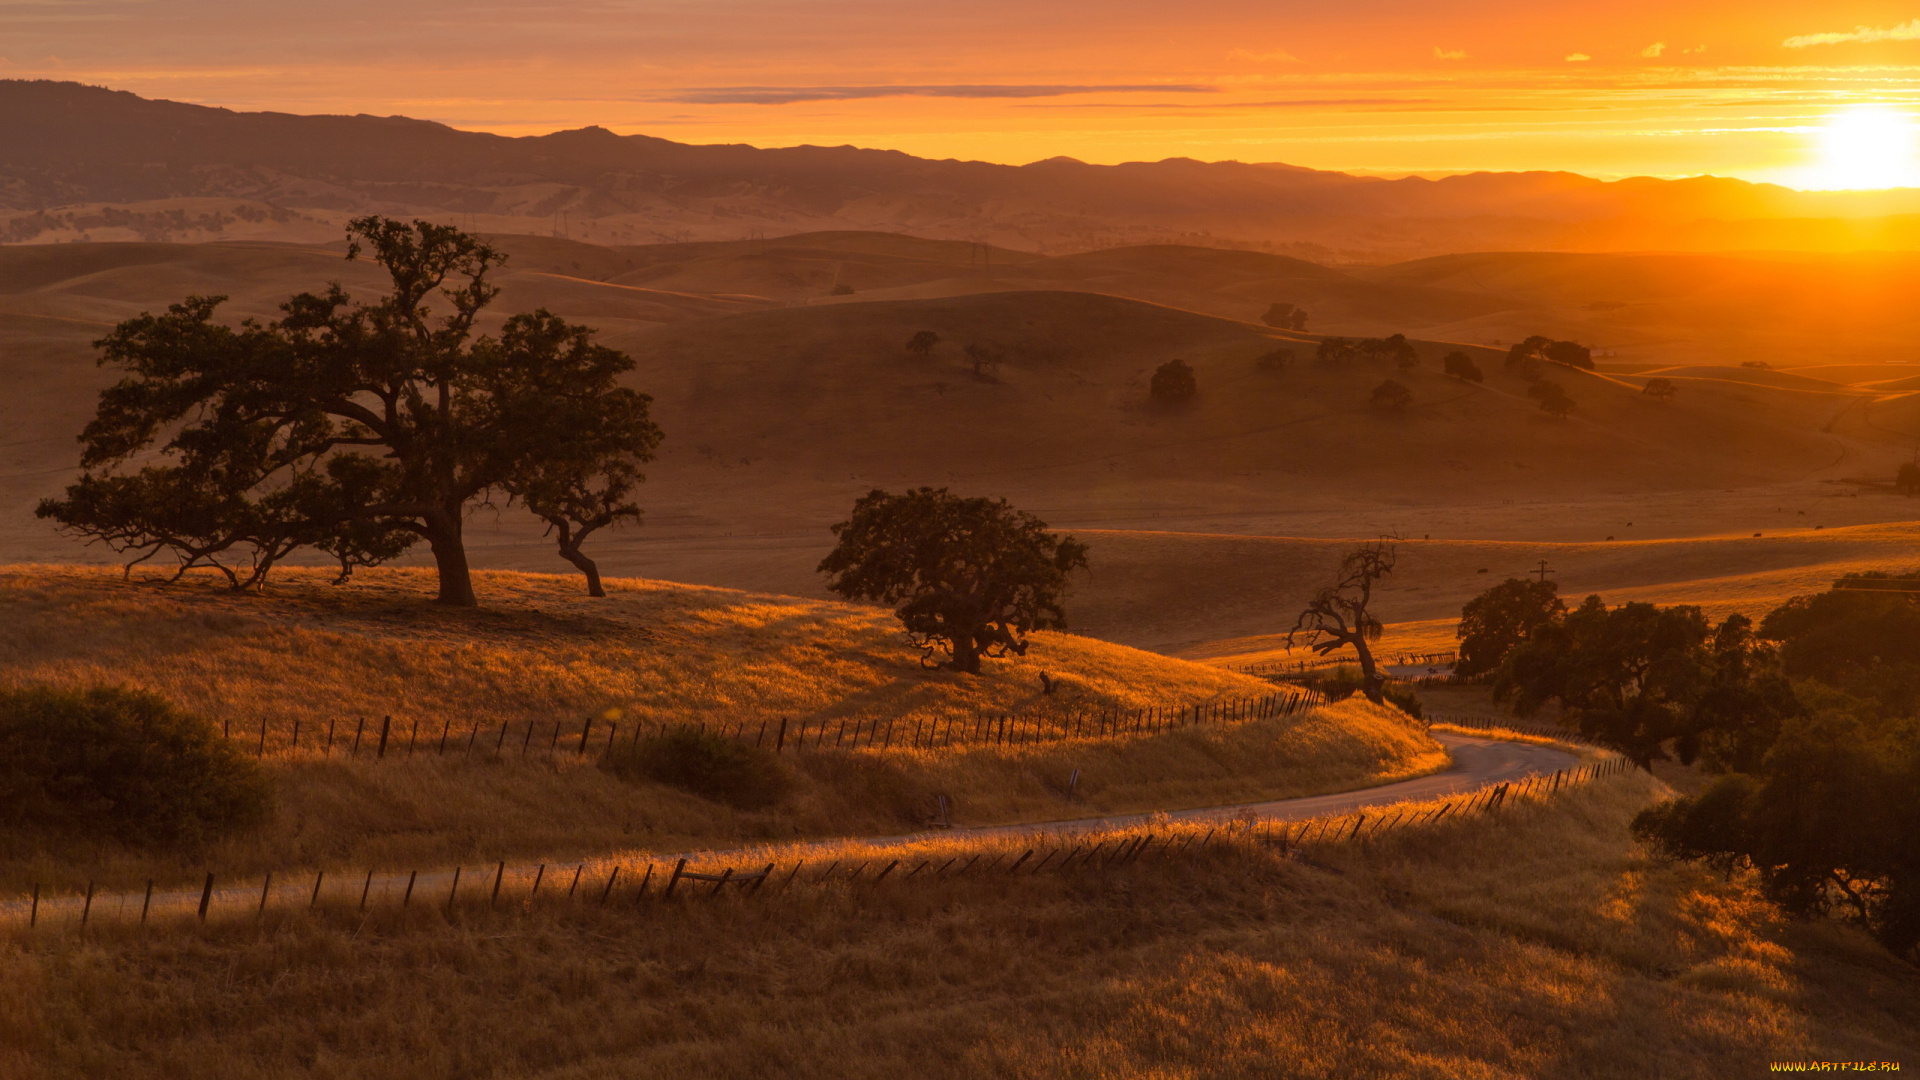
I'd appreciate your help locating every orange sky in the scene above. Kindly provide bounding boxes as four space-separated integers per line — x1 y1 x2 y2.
10 1 1920 185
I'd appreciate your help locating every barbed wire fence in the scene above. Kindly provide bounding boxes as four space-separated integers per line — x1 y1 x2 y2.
209 687 1330 763
2 755 1633 934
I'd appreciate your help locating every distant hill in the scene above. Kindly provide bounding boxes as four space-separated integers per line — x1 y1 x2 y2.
9 80 1920 260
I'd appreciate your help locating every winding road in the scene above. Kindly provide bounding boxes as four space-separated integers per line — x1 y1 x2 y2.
4 730 1582 928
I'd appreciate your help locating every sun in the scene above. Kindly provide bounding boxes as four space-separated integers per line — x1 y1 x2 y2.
1801 106 1920 190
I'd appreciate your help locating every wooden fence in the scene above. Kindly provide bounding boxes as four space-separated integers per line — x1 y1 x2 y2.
4 755 1632 933
212 687 1328 761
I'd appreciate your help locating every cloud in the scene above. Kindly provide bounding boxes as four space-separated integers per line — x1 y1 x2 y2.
1784 18 1920 48
663 84 1219 105
1640 42 1665 57
1228 47 1299 63
1565 52 1591 61
1433 47 1467 60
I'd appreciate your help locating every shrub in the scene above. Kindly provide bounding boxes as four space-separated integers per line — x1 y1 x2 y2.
603 725 791 810
0 685 270 843
1384 686 1425 719
1150 358 1197 401
1255 347 1293 371
1370 378 1412 410
1442 351 1484 382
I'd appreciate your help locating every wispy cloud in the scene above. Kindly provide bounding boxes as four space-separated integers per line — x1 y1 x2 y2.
1228 47 1299 63
1433 47 1467 60
1565 53 1591 61
663 84 1218 105
1784 18 1920 48
1640 42 1665 57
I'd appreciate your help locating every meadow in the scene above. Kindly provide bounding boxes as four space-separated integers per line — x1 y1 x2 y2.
0 565 1439 894
3 769 1913 1079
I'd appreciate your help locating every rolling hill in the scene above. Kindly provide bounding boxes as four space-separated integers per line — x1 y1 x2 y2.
2 230 1915 661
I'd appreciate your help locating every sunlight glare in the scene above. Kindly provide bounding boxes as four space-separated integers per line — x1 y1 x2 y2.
1802 106 1920 190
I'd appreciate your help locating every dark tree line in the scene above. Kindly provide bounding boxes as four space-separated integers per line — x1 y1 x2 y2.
1457 572 1920 962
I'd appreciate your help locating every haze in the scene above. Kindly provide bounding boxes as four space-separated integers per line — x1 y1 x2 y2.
11 0 1920 182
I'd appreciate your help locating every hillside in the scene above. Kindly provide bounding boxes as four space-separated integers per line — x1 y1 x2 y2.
6 774 1915 1077
0 564 1441 891
13 81 1920 259
5 231 1918 663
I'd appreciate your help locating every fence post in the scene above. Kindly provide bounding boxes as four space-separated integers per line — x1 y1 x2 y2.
606 723 617 755
291 719 300 754
361 870 374 910
439 719 451 754
776 717 788 752
408 718 419 756
663 858 689 899
198 873 214 922
634 863 655 900
579 719 593 754
257 719 267 758
142 880 154 923
530 864 545 899
599 866 620 904
376 716 391 759
446 867 461 914
258 872 272 915
326 718 336 754
491 861 505 907
403 870 417 906
567 865 584 898
82 881 94 926
28 884 37 929
310 871 324 910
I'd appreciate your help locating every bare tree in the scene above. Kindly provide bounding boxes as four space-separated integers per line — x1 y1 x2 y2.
1288 541 1397 703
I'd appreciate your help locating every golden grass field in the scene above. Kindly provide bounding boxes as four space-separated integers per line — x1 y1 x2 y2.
2 770 1913 1079
0 564 1440 895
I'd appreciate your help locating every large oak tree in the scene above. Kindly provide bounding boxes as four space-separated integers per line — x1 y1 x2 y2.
38 217 661 604
818 487 1088 674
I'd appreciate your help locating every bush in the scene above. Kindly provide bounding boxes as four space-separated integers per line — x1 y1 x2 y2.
1150 358 1197 401
1384 686 1425 719
603 725 791 810
0 685 270 843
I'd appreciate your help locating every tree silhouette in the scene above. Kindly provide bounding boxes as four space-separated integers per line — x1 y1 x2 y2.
1442 351 1484 382
1256 347 1294 371
1316 337 1357 364
1543 340 1594 370
1288 541 1396 704
963 342 1001 380
1643 377 1678 402
1262 302 1308 331
36 217 661 605
817 488 1089 674
1455 578 1565 677
1150 358 1198 401
906 330 941 357
1898 461 1920 496
1529 379 1575 418
1370 378 1412 410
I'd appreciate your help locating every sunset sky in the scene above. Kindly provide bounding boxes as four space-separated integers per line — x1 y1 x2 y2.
10 0 1920 186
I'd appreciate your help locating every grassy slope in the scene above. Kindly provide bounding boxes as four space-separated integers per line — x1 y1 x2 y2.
4 775 1914 1079
0 565 1438 891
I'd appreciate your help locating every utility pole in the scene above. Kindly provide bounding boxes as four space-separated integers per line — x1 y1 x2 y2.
1532 560 1555 584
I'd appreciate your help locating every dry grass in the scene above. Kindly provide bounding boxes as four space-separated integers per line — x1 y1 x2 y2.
0 563 1281 741
0 565 1438 894
0 695 1436 897
2 773 1913 1079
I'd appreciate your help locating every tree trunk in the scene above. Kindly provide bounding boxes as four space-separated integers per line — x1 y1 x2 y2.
425 513 477 606
949 620 982 674
1352 635 1387 704
560 543 605 598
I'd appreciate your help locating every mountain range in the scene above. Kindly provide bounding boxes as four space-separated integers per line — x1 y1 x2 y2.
9 80 1920 260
